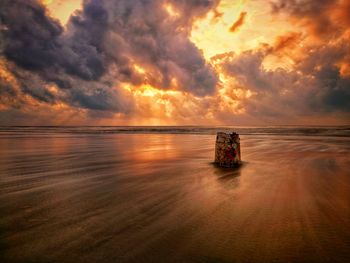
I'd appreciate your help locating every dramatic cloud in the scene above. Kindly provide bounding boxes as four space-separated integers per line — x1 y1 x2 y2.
210 39 350 124
270 0 350 38
269 0 350 111
0 0 218 120
0 0 349 125
215 48 349 117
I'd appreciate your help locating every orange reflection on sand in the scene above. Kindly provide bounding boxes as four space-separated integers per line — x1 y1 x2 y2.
118 134 180 164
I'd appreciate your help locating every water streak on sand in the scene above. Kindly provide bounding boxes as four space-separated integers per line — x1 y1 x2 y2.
0 127 350 262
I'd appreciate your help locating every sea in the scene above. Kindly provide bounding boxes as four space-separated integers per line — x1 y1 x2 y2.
1 126 350 263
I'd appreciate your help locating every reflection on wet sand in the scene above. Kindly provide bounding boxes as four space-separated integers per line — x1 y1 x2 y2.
0 133 350 262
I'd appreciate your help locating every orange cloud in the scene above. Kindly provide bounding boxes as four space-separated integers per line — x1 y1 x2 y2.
229 12 247 33
1 0 350 126
272 32 302 53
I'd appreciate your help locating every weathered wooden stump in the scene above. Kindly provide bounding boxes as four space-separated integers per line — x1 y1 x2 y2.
214 132 241 167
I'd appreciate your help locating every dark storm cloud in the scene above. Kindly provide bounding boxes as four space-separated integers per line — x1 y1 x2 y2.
217 50 274 91
0 1 63 71
312 66 350 111
0 0 112 113
63 0 108 80
99 0 219 95
0 0 107 81
0 0 219 115
268 0 350 112
206 0 350 120
215 41 350 117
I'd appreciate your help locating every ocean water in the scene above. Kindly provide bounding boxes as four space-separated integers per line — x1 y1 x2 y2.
0 126 350 263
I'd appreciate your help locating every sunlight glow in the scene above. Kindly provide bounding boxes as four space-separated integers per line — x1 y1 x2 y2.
191 0 296 60
42 0 82 25
133 64 146 75
164 4 180 18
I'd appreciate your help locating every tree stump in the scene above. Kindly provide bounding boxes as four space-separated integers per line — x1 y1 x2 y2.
214 132 241 167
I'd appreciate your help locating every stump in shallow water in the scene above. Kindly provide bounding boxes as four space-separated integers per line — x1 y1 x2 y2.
214 132 241 167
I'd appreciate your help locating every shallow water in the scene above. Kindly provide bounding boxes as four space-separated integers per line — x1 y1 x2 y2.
1 128 350 263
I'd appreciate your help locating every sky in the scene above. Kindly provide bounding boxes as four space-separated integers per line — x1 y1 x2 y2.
0 0 349 126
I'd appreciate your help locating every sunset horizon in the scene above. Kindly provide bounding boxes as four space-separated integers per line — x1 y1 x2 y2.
1 0 349 126
1 1 350 263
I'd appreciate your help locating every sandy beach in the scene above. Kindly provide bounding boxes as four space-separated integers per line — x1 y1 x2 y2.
1 127 350 262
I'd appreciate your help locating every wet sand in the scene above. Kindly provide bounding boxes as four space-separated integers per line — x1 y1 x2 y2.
1 131 350 262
